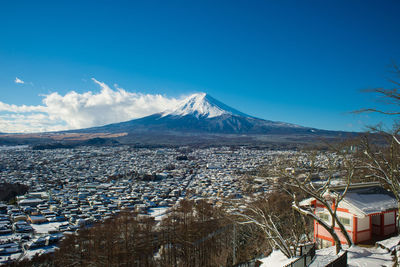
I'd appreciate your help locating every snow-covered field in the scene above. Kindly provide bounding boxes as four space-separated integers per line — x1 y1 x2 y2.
31 222 66 234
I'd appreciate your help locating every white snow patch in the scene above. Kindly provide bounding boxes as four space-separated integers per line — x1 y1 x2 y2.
164 93 227 118
162 93 248 119
31 222 65 234
259 250 297 267
309 247 342 267
344 191 397 215
310 245 393 267
347 245 393 267
148 206 169 222
376 235 400 251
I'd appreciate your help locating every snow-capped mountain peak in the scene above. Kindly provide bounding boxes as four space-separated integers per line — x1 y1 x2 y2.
73 91 331 137
162 93 249 119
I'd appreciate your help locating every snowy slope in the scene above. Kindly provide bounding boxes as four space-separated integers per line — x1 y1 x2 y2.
162 93 249 118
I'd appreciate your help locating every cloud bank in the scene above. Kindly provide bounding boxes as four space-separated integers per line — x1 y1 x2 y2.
0 78 183 133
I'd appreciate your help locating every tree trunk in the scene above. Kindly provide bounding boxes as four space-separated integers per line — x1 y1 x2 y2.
292 204 342 254
334 215 353 247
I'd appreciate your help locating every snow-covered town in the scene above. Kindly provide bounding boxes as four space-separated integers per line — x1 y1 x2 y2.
0 146 399 266
0 145 277 264
1 144 400 266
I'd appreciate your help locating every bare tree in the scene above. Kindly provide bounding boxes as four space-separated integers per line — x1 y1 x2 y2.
233 192 311 259
282 151 355 254
354 63 400 230
235 203 293 258
355 63 400 117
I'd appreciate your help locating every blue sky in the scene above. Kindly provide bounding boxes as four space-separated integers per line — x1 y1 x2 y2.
1 0 400 132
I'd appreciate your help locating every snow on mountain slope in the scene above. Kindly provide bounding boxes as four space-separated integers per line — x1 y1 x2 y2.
162 93 250 118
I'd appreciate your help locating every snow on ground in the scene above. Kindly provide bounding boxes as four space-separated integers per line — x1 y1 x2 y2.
309 246 340 267
310 245 393 267
260 240 395 267
31 222 65 234
259 250 297 267
376 235 400 251
148 207 169 222
347 246 393 267
22 245 58 260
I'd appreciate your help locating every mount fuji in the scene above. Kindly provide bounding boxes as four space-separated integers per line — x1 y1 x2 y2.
80 93 332 136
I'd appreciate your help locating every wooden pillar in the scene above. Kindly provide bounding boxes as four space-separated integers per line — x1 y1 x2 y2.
369 215 372 240
313 200 318 243
353 216 357 244
314 219 317 242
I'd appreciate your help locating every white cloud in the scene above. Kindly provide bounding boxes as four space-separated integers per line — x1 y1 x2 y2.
0 101 46 113
0 113 66 133
15 77 24 84
0 78 184 133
